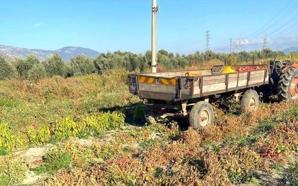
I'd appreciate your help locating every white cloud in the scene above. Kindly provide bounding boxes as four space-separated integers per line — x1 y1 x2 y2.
235 38 263 46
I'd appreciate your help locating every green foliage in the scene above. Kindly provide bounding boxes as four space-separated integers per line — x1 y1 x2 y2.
15 56 40 79
34 149 71 174
83 112 125 135
44 54 67 77
0 123 28 153
0 57 14 80
3 49 288 82
70 56 96 76
28 63 47 82
94 51 147 74
52 117 83 141
0 123 16 152
139 139 158 150
27 125 51 145
0 97 20 108
0 157 27 185
0 111 125 154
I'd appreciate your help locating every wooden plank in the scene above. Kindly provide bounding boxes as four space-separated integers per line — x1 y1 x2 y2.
248 70 268 85
192 79 201 95
228 74 238 89
237 72 248 87
203 83 226 93
203 75 226 85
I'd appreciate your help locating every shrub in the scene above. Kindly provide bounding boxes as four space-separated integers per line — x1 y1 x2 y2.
83 112 125 135
0 57 14 80
52 117 84 141
15 56 40 79
0 123 16 152
70 56 96 76
27 125 51 145
44 54 67 77
28 63 47 82
0 124 28 154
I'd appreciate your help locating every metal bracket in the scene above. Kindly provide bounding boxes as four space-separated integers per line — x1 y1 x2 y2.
181 102 188 116
152 6 159 12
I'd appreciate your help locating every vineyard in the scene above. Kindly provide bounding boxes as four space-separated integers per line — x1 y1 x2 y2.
0 68 297 185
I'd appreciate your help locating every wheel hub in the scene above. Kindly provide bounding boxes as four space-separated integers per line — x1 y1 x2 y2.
249 97 257 111
198 109 209 127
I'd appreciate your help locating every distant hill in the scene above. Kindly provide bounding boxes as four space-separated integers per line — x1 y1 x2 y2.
0 45 99 61
283 47 298 54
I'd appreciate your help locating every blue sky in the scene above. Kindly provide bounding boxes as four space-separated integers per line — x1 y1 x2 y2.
0 0 298 53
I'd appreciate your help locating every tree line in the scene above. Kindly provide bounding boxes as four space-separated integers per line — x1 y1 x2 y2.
0 49 289 81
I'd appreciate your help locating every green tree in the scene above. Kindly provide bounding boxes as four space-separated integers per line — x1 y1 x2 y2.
15 56 40 79
70 56 95 76
94 55 112 74
28 63 47 82
44 54 66 77
0 57 14 80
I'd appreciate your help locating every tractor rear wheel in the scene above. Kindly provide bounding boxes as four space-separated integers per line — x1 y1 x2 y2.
240 89 260 113
278 67 298 101
189 101 214 130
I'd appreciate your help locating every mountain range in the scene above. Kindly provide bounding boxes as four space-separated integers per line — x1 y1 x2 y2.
283 47 298 54
0 45 99 61
0 44 297 61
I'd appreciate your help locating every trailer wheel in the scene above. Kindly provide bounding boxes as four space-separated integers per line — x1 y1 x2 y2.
189 101 214 130
240 89 260 113
278 67 298 101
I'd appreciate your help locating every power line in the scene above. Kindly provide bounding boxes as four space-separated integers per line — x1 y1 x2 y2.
249 1 298 39
267 16 298 37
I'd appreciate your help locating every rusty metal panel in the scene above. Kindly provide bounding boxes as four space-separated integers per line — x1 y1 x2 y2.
138 83 176 94
139 91 176 101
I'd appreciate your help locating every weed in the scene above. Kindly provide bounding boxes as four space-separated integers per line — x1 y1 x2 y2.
52 117 83 141
0 123 17 152
139 139 158 150
34 149 72 174
0 157 27 185
27 125 51 145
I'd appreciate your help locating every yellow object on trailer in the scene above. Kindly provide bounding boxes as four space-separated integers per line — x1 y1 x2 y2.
222 66 236 74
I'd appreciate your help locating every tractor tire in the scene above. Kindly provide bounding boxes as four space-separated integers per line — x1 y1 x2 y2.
240 89 260 113
189 101 214 130
275 61 284 76
278 67 298 101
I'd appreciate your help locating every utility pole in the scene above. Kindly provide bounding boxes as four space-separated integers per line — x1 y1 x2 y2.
151 0 158 73
206 30 210 52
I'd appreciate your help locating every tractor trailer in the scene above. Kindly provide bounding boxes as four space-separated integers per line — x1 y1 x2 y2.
128 0 298 129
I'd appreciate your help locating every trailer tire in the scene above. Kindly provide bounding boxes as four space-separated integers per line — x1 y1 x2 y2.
240 89 260 113
278 67 298 101
189 101 214 130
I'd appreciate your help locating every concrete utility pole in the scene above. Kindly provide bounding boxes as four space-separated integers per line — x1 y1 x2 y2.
151 0 158 73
